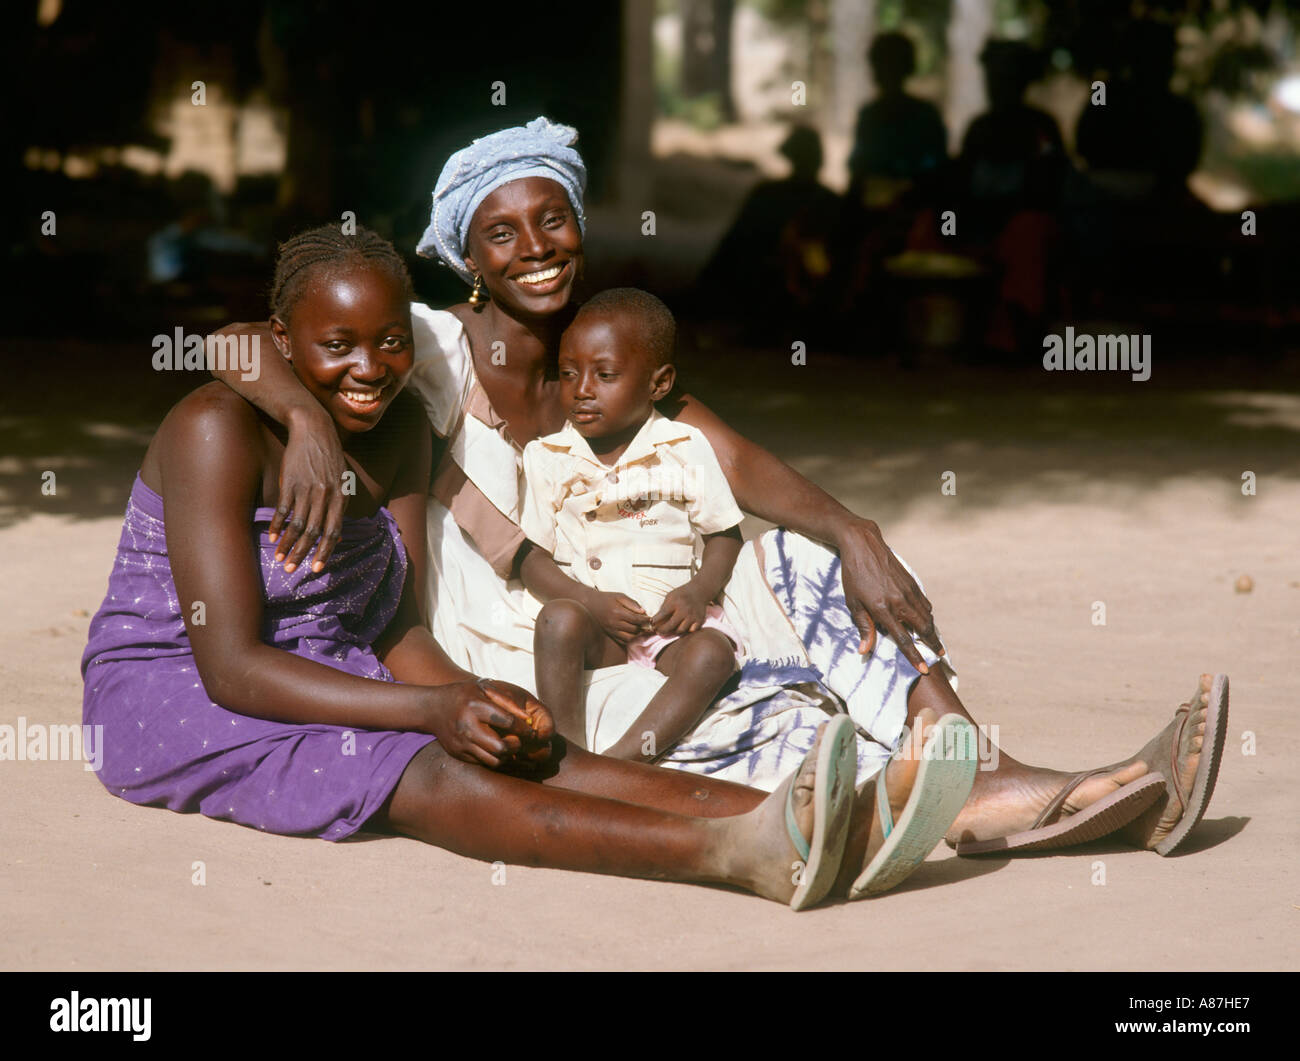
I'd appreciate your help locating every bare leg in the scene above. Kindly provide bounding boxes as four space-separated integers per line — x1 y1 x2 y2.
378 727 830 903
602 630 736 763
535 653 1188 854
508 735 766 818
832 707 939 894
540 713 959 900
533 599 623 751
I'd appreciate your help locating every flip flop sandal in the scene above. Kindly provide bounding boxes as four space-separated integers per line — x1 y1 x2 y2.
788 713 858 911
850 713 978 898
955 770 1167 856
1138 672 1230 856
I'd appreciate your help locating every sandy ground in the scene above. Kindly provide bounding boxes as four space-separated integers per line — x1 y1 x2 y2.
2 348 1297 971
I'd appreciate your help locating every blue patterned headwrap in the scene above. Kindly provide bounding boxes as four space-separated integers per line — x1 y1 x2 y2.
415 116 588 285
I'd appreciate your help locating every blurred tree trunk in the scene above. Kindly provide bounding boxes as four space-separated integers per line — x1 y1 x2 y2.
804 0 831 117
832 0 876 132
264 1 354 228
946 0 992 152
681 0 736 120
617 0 655 212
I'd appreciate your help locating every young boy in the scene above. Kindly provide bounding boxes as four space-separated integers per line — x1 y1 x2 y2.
519 288 745 762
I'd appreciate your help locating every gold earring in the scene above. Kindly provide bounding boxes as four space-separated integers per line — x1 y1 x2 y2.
468 274 486 306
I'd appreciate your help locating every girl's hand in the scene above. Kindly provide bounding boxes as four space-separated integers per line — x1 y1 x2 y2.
836 519 945 671
475 678 555 765
426 679 554 768
270 405 348 573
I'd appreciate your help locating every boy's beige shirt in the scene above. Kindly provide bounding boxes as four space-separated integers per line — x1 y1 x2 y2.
520 411 744 615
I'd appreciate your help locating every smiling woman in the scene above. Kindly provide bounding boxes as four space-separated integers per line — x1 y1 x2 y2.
466 178 581 303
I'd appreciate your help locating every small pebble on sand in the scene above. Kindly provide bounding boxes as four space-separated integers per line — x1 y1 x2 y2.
1235 574 1254 594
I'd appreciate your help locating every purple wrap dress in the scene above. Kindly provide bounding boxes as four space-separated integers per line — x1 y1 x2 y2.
81 475 435 840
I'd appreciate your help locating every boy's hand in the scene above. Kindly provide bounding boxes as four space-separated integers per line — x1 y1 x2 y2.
650 583 709 637
587 592 651 646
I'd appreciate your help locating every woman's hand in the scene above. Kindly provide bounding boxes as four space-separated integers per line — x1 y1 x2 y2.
837 519 945 672
269 404 348 573
206 320 347 572
426 678 554 768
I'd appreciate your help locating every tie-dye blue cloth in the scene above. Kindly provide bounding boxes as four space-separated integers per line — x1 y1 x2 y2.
658 528 947 790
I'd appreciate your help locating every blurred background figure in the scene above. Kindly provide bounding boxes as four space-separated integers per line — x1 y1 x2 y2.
839 31 951 354
1068 19 1214 317
146 170 265 297
9 1 1298 372
696 123 842 341
1075 20 1202 203
958 40 1066 228
905 39 1068 358
847 31 948 208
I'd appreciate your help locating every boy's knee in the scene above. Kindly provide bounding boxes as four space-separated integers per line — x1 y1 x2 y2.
680 629 737 677
535 598 594 648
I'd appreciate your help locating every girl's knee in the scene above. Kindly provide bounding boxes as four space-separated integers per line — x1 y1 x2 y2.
382 742 499 837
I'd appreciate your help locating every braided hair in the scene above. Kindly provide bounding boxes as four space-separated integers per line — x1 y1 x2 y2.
270 224 414 323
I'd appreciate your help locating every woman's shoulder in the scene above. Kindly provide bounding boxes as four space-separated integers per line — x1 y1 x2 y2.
159 382 264 443
141 382 265 490
407 301 475 437
409 301 470 357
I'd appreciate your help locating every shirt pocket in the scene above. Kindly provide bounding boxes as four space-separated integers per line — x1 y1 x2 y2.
629 542 696 613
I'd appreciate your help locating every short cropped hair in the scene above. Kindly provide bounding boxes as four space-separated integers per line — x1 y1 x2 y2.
574 287 676 368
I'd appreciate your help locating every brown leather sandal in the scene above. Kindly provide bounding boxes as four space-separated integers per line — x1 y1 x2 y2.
955 770 1167 856
1119 673 1230 856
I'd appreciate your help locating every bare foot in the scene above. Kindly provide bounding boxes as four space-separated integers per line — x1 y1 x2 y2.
945 759 1150 846
832 708 935 895
724 721 847 906
1117 674 1212 851
944 675 1215 847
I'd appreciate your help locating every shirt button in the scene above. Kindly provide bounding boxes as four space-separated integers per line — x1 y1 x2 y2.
585 510 596 522
607 472 619 484
589 557 602 570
